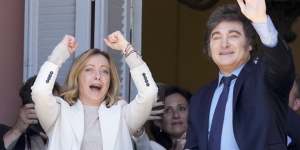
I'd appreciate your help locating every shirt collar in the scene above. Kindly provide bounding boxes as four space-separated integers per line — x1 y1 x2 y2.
218 64 245 86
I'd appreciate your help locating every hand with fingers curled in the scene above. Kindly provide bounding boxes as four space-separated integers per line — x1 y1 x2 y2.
172 132 187 150
60 35 78 55
104 31 133 55
13 103 38 134
48 34 78 67
148 101 165 121
133 101 164 137
2 103 39 149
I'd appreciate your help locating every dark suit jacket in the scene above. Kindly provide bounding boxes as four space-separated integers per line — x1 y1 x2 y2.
185 39 295 150
287 108 300 150
0 124 26 150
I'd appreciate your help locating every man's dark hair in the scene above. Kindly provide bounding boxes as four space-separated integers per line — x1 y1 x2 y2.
203 4 257 57
19 75 61 105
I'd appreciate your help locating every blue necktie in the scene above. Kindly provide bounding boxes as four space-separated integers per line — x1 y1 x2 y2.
208 75 236 150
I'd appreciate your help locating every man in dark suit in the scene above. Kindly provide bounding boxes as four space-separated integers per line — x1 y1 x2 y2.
185 0 295 150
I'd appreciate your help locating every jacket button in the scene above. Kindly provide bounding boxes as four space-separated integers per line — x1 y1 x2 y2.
46 71 53 83
142 73 150 87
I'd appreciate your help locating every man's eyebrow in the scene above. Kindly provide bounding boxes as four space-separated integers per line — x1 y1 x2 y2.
228 30 242 35
211 31 221 38
211 30 242 38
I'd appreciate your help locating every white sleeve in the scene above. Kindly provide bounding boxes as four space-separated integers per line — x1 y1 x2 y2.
48 42 70 68
31 61 61 133
122 55 158 133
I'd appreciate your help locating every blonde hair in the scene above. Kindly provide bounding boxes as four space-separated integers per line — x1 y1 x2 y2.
61 49 120 107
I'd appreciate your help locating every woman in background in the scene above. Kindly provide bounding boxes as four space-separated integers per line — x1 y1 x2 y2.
133 85 191 150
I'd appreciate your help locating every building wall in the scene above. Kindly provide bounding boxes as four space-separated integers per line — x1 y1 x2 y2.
143 0 300 92
0 0 24 125
142 0 179 87
290 17 300 75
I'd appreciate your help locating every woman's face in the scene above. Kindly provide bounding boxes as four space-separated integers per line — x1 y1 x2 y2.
78 54 111 106
162 93 188 138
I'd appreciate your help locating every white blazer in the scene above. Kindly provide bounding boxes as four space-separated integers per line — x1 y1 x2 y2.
31 61 158 150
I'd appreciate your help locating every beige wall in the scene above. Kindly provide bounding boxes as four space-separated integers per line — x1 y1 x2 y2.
143 1 300 93
176 4 217 92
290 17 300 74
142 0 179 87
0 0 24 125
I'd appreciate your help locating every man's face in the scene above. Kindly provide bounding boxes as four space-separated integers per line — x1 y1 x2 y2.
209 21 252 74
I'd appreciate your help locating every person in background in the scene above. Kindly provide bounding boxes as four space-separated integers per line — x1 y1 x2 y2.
0 75 60 150
134 85 191 150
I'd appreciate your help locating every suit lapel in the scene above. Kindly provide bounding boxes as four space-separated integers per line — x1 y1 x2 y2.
233 62 256 111
69 100 84 144
99 102 121 150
